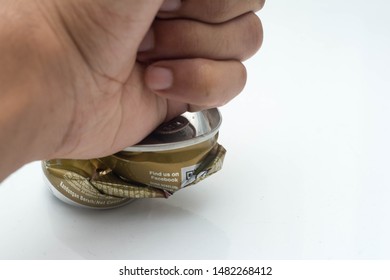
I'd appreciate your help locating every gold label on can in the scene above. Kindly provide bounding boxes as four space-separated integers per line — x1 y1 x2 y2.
100 136 219 192
43 159 135 208
43 142 226 208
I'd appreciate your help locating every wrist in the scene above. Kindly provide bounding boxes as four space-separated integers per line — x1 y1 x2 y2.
0 3 72 180
0 88 40 179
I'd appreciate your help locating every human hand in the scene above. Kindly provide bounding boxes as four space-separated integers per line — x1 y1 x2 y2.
0 0 264 179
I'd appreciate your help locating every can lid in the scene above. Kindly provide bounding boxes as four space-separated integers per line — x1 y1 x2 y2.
153 116 194 136
123 108 222 152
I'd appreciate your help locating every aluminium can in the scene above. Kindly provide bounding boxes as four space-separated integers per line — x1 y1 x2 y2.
43 108 226 209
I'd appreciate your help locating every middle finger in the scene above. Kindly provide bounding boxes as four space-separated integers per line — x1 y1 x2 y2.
158 0 265 24
137 12 263 63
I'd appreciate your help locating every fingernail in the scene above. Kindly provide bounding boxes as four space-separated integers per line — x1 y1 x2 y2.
160 0 181 11
138 29 154 52
146 67 173 90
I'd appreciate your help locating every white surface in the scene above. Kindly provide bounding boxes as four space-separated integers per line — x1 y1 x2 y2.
2 0 390 259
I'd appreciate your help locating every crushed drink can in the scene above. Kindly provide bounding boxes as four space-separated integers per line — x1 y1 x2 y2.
42 108 226 209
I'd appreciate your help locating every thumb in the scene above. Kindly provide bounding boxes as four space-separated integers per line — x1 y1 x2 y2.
145 59 247 113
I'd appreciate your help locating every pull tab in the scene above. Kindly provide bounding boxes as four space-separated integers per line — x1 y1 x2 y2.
153 116 196 142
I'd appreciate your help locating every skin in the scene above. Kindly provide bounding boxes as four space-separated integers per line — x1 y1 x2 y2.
0 0 265 181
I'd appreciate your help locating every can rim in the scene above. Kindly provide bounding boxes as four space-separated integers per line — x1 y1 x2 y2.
123 108 222 152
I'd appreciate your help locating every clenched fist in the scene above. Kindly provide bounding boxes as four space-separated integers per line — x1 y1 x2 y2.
0 0 264 180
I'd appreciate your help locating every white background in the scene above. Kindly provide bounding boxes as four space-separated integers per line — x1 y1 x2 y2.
1 0 390 259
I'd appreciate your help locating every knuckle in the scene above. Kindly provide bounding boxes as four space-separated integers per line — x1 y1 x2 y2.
207 0 266 22
204 1 231 23
187 60 247 109
256 0 266 11
220 64 247 107
221 63 247 107
240 13 263 60
214 96 230 108
192 60 220 106
238 64 248 91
